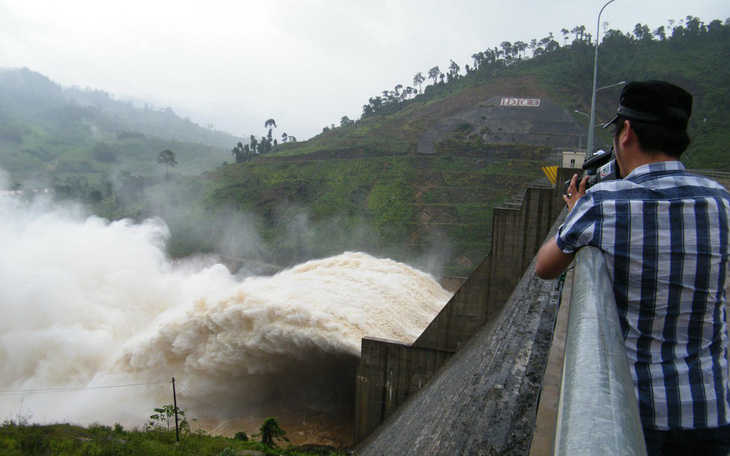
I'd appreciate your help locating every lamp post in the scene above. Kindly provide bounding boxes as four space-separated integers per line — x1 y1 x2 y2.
587 0 619 159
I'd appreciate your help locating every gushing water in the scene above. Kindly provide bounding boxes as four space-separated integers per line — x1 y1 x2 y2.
0 194 451 444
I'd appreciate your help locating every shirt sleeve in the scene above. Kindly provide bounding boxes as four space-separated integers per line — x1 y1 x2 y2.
555 194 598 253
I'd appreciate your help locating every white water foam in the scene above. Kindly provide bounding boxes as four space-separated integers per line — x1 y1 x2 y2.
0 194 451 441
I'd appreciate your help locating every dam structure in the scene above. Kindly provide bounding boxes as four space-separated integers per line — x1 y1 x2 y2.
354 166 572 455
354 93 584 454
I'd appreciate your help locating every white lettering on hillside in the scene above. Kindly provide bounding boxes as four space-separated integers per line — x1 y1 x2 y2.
500 98 541 107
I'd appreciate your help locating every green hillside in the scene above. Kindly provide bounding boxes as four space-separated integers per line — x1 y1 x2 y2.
0 68 243 187
164 76 557 276
2 16 728 276
154 17 728 276
268 16 729 169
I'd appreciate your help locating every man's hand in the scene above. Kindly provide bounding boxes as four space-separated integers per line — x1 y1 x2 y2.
564 173 589 211
536 174 587 279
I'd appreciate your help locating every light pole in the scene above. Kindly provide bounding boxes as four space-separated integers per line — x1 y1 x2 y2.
587 0 619 159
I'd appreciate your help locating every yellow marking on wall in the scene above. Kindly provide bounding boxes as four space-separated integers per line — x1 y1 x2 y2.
542 166 558 185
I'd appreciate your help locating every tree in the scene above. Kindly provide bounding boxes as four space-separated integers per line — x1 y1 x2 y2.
250 135 258 154
362 96 384 118
254 417 289 447
684 15 705 36
539 33 559 53
259 135 272 154
514 41 528 59
148 404 189 433
571 25 587 42
157 149 177 176
561 28 570 45
500 41 512 57
265 118 277 142
471 52 484 70
707 19 724 37
667 19 676 35
448 60 460 80
633 23 652 41
413 72 425 93
427 66 441 85
231 142 251 163
499 41 515 65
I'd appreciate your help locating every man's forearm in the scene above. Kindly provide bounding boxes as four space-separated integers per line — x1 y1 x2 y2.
535 238 575 279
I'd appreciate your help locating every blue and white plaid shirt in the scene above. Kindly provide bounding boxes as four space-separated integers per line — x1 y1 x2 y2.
556 160 730 430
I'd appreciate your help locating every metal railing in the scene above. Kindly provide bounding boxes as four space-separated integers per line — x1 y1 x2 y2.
553 247 647 456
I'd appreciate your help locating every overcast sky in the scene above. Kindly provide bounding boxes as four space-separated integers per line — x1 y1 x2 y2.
1 0 728 141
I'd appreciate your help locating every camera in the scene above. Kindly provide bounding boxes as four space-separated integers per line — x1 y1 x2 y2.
563 149 621 195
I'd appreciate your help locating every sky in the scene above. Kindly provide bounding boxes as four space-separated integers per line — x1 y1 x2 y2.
1 0 728 141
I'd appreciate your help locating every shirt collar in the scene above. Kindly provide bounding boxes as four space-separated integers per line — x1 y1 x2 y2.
622 160 685 182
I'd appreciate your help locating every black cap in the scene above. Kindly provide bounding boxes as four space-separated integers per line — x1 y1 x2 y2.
603 80 692 129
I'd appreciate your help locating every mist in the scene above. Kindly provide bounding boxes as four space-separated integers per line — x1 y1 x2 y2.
0 183 451 444
136 178 455 280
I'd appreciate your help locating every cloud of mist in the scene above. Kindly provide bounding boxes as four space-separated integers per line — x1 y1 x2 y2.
0 187 451 438
135 179 455 279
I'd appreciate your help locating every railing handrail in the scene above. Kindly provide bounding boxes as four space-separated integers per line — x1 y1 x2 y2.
553 247 647 456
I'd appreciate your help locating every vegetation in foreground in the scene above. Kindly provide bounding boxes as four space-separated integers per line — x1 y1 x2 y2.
0 414 348 456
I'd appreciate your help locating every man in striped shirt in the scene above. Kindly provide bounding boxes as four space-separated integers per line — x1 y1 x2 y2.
536 81 730 455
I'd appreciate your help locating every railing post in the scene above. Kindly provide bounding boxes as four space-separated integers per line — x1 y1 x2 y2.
553 247 646 456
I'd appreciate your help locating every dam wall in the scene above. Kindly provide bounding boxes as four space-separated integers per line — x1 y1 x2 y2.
354 168 574 442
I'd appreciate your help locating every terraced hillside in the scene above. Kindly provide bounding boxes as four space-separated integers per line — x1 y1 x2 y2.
184 141 558 276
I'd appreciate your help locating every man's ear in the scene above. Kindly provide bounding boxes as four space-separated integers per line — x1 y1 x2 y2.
619 120 633 147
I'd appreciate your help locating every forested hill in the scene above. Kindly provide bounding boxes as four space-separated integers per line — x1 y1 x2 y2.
0 68 243 148
177 15 729 275
266 15 730 170
0 67 244 186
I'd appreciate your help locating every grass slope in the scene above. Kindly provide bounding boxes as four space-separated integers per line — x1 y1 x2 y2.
0 422 346 456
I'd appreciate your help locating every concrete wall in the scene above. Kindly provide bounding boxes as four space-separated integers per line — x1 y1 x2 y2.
354 168 573 443
353 215 567 455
